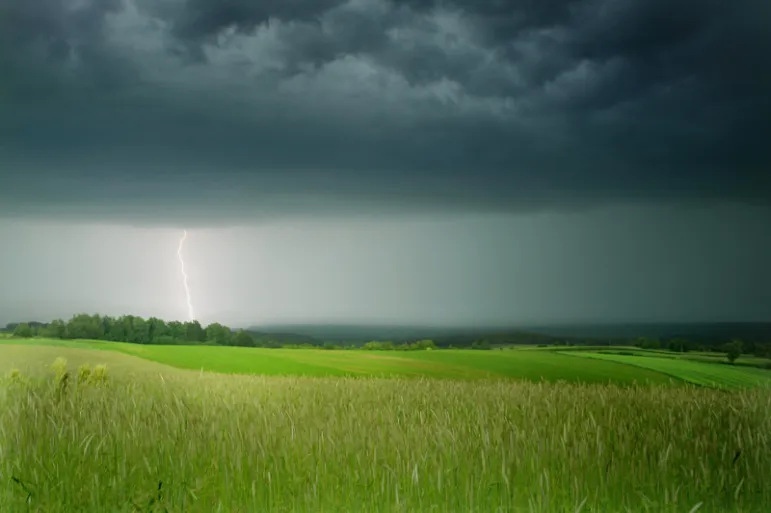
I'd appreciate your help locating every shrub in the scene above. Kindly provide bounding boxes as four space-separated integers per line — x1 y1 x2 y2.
89 364 109 386
51 357 68 379
77 364 92 385
153 335 177 345
723 340 742 364
472 340 491 350
12 323 33 338
414 340 437 350
13 322 35 338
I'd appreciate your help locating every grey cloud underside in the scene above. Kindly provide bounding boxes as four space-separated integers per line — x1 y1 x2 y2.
2 0 770 224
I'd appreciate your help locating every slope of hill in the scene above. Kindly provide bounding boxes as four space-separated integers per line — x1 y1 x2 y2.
247 324 569 347
247 322 771 348
525 322 771 342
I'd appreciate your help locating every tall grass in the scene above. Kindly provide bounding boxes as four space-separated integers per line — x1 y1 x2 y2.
1 360 769 512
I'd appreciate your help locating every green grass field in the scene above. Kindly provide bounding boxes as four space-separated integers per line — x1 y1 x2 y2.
0 338 677 385
2 350 770 512
5 338 771 389
566 351 771 389
2 340 771 511
581 347 771 370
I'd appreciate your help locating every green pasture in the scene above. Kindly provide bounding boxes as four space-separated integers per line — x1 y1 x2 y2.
566 351 771 389
2 338 769 390
1 339 673 385
2 353 770 512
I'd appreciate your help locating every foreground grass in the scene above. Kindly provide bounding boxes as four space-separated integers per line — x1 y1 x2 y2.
2 359 770 512
1 340 675 385
566 352 771 389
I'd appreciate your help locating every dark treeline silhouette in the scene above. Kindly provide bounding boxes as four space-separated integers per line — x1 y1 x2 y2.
7 314 258 347
3 316 770 357
3 315 439 351
631 336 771 359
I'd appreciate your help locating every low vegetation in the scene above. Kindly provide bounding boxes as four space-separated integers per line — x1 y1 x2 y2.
8 317 771 357
0 341 676 385
2 356 769 512
4 339 771 390
567 352 771 389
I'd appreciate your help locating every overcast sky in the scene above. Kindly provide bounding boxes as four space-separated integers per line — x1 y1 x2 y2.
1 0 769 327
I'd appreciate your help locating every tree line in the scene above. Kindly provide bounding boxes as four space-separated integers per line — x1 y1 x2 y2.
5 317 770 358
8 314 258 347
4 315 439 351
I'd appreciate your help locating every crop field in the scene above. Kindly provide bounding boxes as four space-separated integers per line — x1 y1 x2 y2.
566 351 771 389
0 339 677 385
571 347 771 370
1 350 770 512
2 342 771 512
4 338 771 389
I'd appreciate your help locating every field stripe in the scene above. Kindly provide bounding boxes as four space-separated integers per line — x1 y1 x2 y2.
563 351 771 389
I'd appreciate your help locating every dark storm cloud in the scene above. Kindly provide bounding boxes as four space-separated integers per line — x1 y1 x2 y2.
1 0 770 225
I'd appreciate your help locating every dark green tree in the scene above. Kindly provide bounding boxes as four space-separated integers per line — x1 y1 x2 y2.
148 317 169 344
723 340 743 364
415 339 437 350
472 340 491 350
185 321 206 343
119 315 136 342
12 323 33 338
131 317 150 344
42 319 66 338
233 329 255 347
65 314 104 340
108 316 126 341
153 335 177 345
101 316 117 340
205 323 231 345
167 321 185 341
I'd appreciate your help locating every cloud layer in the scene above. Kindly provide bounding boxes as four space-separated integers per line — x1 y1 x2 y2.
2 0 769 225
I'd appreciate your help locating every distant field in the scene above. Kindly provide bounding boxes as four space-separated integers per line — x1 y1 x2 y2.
3 338 769 390
678 352 771 369
0 339 675 386
523 345 771 369
567 351 771 389
588 347 771 369
0 344 180 378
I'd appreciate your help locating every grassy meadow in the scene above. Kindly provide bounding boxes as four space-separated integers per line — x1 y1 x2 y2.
562 347 771 371
0 338 678 384
568 352 771 389
3 337 770 389
1 340 771 512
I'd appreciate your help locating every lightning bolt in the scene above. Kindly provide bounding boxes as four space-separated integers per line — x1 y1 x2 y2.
177 230 195 321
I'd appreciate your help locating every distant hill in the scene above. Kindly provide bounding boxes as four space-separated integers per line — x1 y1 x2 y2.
248 324 571 347
243 330 322 347
248 324 462 342
247 322 771 348
523 323 771 343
